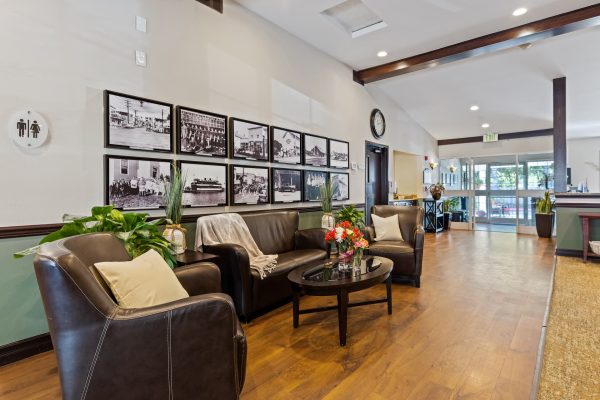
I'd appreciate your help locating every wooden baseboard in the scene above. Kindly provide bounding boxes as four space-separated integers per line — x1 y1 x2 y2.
0 333 52 367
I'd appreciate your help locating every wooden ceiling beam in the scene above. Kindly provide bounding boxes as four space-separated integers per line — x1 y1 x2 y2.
354 4 600 84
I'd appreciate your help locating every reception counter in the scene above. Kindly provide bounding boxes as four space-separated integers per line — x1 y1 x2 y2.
555 193 600 257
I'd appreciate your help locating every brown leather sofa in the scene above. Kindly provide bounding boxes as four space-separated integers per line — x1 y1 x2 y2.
34 233 246 400
201 211 328 321
365 205 425 287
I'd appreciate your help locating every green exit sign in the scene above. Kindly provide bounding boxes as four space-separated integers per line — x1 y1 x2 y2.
483 133 499 143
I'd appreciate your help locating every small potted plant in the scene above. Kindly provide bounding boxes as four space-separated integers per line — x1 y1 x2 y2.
320 181 335 230
163 169 187 254
335 204 365 228
535 191 555 238
429 183 445 200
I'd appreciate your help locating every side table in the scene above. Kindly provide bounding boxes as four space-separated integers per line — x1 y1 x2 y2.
175 249 219 267
578 212 600 261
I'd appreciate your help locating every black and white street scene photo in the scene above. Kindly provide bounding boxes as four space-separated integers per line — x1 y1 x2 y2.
106 156 171 210
106 91 172 152
304 170 328 202
272 169 302 203
180 162 227 207
231 119 269 160
178 108 227 157
330 172 350 200
303 134 328 166
329 139 349 169
232 166 269 204
271 128 301 164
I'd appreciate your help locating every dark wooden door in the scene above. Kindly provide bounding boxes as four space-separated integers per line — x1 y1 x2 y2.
365 142 389 225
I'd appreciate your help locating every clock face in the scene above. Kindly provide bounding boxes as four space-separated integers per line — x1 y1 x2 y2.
370 109 385 138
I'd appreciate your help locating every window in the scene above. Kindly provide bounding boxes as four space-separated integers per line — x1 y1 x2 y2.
120 159 128 175
473 165 486 190
527 161 554 190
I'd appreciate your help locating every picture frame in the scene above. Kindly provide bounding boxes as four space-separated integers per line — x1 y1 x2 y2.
270 127 302 165
330 172 350 201
303 133 328 167
328 139 350 169
423 169 432 185
303 170 328 202
271 168 303 203
104 154 173 210
176 106 227 157
230 165 270 205
177 161 228 208
104 90 173 153
230 118 269 161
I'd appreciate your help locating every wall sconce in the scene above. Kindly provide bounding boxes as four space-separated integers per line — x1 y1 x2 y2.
428 161 438 170
448 165 457 173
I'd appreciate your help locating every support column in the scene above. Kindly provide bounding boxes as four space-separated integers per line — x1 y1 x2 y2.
553 77 567 192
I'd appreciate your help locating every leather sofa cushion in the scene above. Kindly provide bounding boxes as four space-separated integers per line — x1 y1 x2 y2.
368 241 416 276
243 212 298 255
250 249 327 279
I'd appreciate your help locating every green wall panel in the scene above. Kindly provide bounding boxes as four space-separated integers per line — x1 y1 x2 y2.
556 207 600 250
0 236 48 347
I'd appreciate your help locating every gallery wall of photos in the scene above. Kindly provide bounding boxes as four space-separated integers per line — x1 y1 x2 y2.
104 90 350 210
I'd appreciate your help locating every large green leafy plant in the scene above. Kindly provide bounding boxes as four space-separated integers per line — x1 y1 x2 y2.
335 205 365 228
14 206 177 268
536 191 554 214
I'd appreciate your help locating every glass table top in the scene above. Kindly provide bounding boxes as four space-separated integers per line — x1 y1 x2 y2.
302 257 382 282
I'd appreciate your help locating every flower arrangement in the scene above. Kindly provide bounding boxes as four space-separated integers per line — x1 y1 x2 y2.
325 221 369 262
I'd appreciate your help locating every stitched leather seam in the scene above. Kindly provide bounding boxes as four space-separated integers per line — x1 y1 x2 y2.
81 308 116 400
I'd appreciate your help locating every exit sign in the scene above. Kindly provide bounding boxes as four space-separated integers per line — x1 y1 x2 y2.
483 133 499 143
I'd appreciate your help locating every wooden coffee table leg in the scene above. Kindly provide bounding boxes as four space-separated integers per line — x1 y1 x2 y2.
337 288 348 346
292 286 300 328
386 275 393 315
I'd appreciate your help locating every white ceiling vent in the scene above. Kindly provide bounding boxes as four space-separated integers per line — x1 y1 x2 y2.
321 0 387 38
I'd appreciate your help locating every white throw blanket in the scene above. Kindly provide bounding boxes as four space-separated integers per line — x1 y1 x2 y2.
195 213 278 279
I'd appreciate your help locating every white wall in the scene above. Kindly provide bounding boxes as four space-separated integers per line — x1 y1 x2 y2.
0 0 437 226
568 137 600 192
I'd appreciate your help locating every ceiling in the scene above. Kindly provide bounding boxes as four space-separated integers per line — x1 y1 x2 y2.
236 0 600 140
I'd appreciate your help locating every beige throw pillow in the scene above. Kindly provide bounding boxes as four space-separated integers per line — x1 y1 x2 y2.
372 214 404 242
95 249 188 309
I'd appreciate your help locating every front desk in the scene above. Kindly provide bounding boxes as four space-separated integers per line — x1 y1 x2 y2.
555 193 600 257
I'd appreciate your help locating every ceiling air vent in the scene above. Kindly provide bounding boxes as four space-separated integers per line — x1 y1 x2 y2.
321 0 387 38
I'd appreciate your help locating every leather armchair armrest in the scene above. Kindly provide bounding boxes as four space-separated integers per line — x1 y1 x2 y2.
113 293 245 398
364 226 376 243
202 243 252 319
175 262 221 296
413 225 425 251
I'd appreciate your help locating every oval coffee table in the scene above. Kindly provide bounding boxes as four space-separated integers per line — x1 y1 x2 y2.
287 256 393 346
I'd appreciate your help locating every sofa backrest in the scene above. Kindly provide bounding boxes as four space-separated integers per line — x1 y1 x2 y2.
371 205 424 242
242 211 298 255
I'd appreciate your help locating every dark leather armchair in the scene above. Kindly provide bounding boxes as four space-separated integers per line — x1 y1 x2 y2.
365 205 425 287
33 233 246 400
202 211 328 321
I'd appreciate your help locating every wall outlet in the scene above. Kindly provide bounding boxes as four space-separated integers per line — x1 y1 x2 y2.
135 50 147 67
136 16 147 32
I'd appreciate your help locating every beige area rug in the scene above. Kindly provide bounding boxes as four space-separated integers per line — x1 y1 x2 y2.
537 256 600 400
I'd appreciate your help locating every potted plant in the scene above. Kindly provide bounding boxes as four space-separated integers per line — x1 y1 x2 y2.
335 205 365 229
320 180 335 230
325 221 369 274
535 191 555 238
442 197 459 230
14 206 177 268
163 168 187 254
429 183 445 200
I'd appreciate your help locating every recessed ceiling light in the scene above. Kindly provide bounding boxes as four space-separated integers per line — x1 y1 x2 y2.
513 7 528 16
482 123 490 129
377 50 388 58
470 105 480 111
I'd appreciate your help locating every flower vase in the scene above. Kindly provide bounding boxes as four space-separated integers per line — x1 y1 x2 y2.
352 249 364 276
321 212 335 230
163 224 187 255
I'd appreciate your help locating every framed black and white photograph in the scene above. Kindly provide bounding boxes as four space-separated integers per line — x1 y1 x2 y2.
230 118 269 161
272 168 302 203
231 165 270 205
330 172 350 201
303 170 328 202
177 106 227 157
105 155 172 210
271 127 301 165
104 90 173 152
303 133 328 167
329 139 349 169
178 161 227 208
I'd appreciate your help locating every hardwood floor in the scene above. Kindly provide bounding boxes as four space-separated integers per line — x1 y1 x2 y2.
0 231 555 400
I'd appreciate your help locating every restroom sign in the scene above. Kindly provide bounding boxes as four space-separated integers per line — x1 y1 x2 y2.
9 110 49 148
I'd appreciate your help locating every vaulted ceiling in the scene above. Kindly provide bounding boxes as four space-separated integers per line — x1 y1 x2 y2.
236 0 600 140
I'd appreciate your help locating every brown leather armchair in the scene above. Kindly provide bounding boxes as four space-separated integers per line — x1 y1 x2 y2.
365 205 425 287
202 211 328 322
33 233 246 400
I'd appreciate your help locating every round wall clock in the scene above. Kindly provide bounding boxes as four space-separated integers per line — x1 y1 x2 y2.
370 108 385 139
